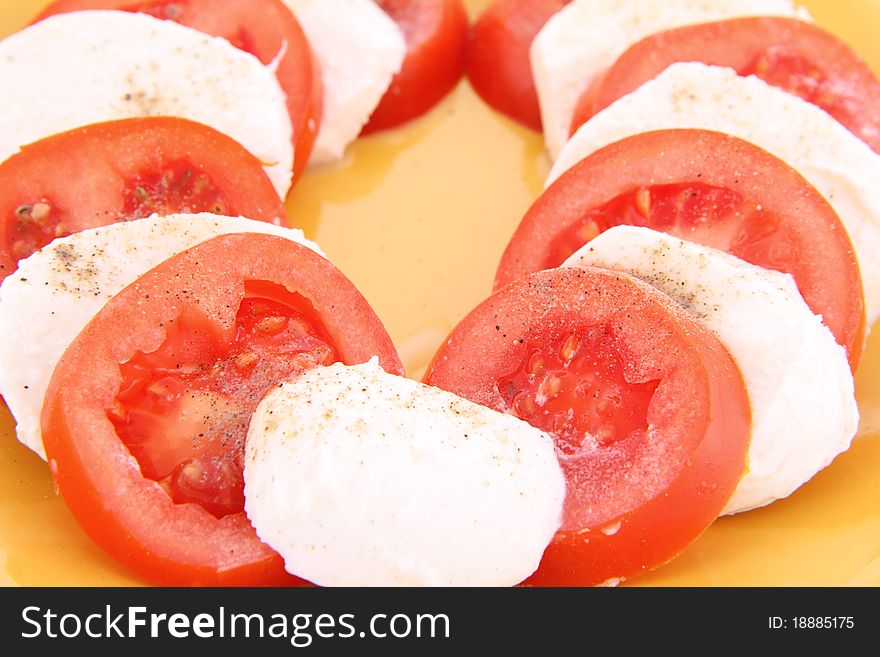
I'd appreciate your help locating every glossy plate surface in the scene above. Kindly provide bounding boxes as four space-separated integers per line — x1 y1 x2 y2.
1 0 879 586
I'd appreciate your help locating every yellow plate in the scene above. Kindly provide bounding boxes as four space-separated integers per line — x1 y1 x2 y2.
2 0 880 586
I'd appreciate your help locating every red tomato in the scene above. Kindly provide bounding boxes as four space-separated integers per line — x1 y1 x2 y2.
363 0 469 134
0 117 286 282
495 129 865 369
467 0 567 131
425 267 751 586
36 0 323 183
41 233 404 586
570 17 880 153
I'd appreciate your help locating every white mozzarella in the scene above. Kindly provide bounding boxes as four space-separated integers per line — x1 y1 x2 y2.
531 0 808 159
0 214 322 461
283 0 406 164
550 62 880 327
565 226 858 514
0 11 293 197
244 359 565 587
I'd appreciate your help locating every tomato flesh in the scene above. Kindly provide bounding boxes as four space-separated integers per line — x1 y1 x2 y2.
0 117 286 281
9 199 67 262
36 0 323 182
498 325 658 455
10 161 231 262
363 0 469 134
546 182 796 273
425 267 751 585
468 0 567 131
570 17 880 153
739 47 872 145
496 129 865 369
122 161 229 220
113 295 338 518
743 48 828 99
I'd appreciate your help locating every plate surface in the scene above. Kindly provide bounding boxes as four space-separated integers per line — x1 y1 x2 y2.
1 0 879 586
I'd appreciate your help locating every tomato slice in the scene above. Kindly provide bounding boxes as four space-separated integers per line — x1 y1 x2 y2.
0 117 286 282
467 0 567 131
36 0 323 182
495 129 865 369
570 17 880 153
362 0 469 135
425 267 751 586
41 233 404 586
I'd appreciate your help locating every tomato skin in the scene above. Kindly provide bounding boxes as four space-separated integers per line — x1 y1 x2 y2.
495 129 865 370
467 0 567 131
425 267 751 586
41 233 404 586
570 17 880 153
36 0 323 183
361 0 469 134
0 117 286 282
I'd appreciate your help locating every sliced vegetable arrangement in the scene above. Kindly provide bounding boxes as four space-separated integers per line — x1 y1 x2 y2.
480 0 809 156
41 233 403 585
425 266 752 585
0 213 324 460
1 0 879 587
280 0 467 163
245 359 566 586
36 0 325 181
0 10 296 195
468 0 566 130
564 227 857 517
550 62 880 328
363 0 470 134
567 16 880 151
0 117 287 277
496 129 865 368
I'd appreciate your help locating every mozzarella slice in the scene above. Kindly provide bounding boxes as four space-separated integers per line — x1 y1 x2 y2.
0 11 293 197
565 226 858 514
0 213 322 461
550 63 880 328
283 0 406 164
531 0 808 159
244 359 565 586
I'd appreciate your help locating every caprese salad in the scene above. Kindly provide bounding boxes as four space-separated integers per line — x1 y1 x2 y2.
0 0 876 588
3 0 468 193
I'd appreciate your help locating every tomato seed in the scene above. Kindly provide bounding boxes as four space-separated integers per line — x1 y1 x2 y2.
234 352 259 372
11 241 31 260
816 91 837 107
539 373 562 398
560 333 579 363
30 203 51 224
635 187 651 219
257 316 288 335
146 379 176 397
177 461 203 484
106 400 127 422
578 220 600 243
512 391 538 417
596 398 617 418
755 55 770 75
527 353 545 376
595 425 615 443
